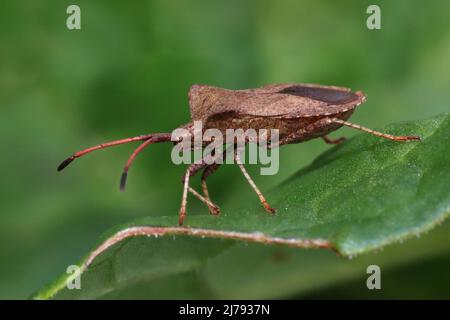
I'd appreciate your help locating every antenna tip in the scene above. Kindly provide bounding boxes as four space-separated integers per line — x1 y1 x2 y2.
57 156 74 171
120 171 128 191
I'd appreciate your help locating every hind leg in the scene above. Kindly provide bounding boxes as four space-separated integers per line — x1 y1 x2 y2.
329 118 421 141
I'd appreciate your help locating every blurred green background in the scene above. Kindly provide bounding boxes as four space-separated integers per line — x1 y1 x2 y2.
1 0 449 299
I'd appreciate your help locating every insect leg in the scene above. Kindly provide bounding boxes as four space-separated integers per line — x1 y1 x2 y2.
57 133 172 171
181 162 221 216
187 186 220 215
233 149 276 214
201 163 222 215
179 163 221 225
189 146 233 215
179 167 191 225
322 135 346 145
330 119 421 141
198 146 233 215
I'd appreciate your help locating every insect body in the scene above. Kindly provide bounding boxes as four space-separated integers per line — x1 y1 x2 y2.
58 83 420 225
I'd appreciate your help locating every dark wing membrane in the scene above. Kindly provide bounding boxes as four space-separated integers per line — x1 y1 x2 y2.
277 86 359 104
189 84 366 121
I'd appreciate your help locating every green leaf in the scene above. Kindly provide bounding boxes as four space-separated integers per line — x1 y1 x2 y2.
34 113 450 299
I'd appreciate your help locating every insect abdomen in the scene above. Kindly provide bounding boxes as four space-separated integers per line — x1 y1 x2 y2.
204 109 354 142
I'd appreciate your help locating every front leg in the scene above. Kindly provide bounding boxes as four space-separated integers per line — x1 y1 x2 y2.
180 162 223 225
201 163 222 215
197 145 235 215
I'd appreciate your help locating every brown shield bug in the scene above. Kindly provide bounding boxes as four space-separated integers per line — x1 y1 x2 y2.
58 83 420 225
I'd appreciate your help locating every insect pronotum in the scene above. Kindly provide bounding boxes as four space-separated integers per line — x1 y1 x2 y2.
58 83 420 225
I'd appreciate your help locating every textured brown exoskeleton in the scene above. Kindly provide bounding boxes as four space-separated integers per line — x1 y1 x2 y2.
57 83 420 225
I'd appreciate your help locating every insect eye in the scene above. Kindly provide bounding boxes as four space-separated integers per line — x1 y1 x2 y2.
278 86 358 104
